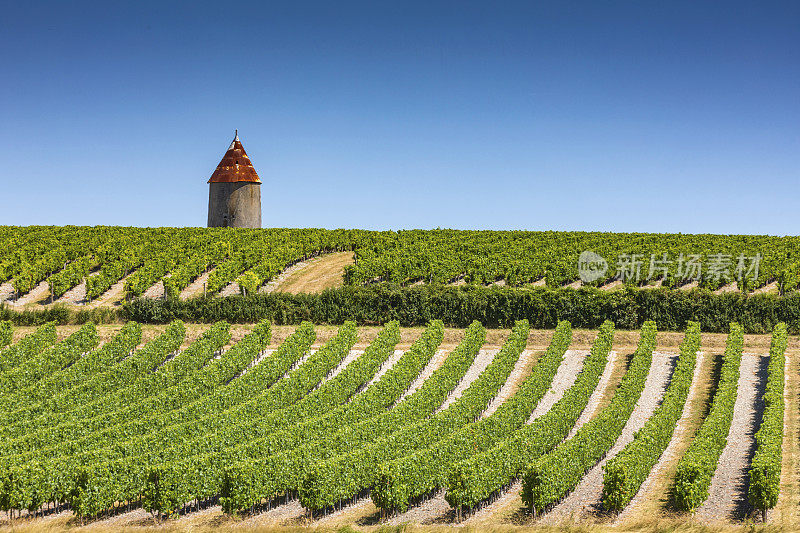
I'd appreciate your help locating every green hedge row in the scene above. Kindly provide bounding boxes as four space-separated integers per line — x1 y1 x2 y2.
522 321 658 514
0 305 119 326
673 323 744 512
748 323 788 518
602 321 702 511
119 286 800 333
2 285 799 333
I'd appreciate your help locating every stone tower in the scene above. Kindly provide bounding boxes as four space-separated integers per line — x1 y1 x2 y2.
207 131 262 228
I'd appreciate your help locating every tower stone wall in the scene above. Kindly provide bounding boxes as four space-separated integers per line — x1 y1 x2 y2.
207 181 262 228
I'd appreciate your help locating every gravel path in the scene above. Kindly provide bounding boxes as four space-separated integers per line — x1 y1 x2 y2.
616 353 706 523
313 496 375 528
239 499 306 528
397 349 449 403
774 356 795 524
319 349 364 387
539 351 677 525
600 280 623 291
482 350 536 417
142 279 166 299
393 350 589 526
219 281 240 297
464 350 606 527
0 282 15 303
527 350 589 423
753 281 779 294
696 353 769 523
80 508 153 529
715 281 739 294
9 279 50 305
436 349 497 412
568 350 621 439
87 272 133 307
56 276 91 305
364 349 405 389
180 268 215 300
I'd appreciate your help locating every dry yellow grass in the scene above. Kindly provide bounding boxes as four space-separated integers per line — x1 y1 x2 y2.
775 353 800 526
270 252 354 294
6 514 798 532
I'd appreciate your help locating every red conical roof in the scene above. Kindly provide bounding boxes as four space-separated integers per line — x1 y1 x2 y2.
207 131 262 183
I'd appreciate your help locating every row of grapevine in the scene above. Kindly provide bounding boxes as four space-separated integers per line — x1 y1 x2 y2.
37 322 312 510
443 321 615 511
0 323 204 511
522 321 658 514
344 230 790 290
601 321 702 511
3 227 800 302
143 321 401 515
60 323 271 516
0 322 141 417
10 228 101 295
122 230 222 297
0 323 57 374
163 254 216 299
0 320 275 513
67 323 355 517
673 322 744 511
45 321 266 466
223 321 474 514
48 254 99 298
1 322 237 511
0 323 143 512
218 320 446 514
747 323 788 518
372 320 570 513
0 324 98 396
296 322 487 511
0 321 191 447
0 320 11 347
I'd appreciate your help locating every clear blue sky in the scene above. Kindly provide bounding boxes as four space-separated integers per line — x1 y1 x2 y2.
1 1 797 233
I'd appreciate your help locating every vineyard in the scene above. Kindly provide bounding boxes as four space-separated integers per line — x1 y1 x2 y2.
0 318 795 531
2 227 800 309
